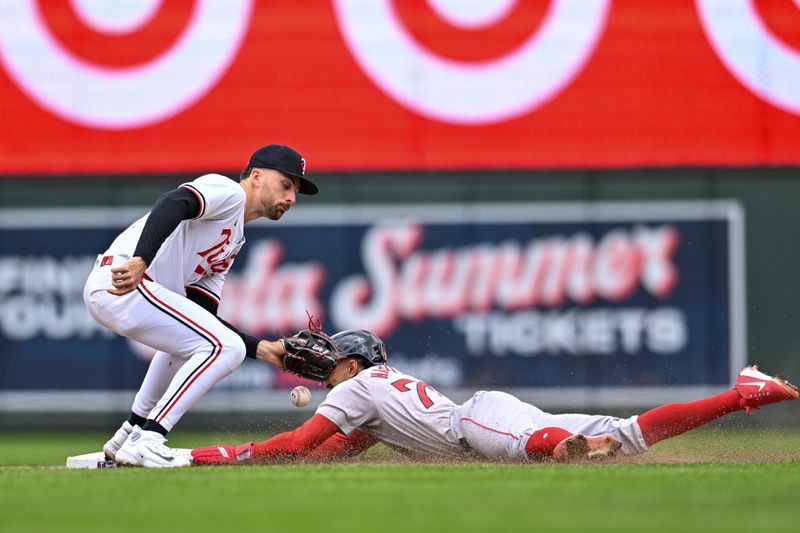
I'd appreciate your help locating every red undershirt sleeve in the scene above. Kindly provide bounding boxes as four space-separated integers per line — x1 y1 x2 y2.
306 429 378 461
250 413 340 462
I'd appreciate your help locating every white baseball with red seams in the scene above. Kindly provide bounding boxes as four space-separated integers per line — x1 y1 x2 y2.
291 386 311 408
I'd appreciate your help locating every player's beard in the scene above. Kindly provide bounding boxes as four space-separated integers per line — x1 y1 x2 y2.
265 202 284 220
260 190 287 220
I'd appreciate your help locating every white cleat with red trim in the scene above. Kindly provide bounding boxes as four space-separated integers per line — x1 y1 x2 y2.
115 428 191 468
735 365 798 416
103 420 135 461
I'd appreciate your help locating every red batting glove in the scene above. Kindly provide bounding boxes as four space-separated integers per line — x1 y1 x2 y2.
191 442 254 465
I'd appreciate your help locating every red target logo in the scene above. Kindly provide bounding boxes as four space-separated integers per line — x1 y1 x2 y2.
697 0 800 115
0 0 253 129
333 0 611 124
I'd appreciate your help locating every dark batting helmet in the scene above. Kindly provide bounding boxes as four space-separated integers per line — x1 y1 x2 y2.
332 329 388 368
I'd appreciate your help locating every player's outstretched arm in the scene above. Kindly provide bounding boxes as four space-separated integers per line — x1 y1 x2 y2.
185 285 286 366
305 429 378 463
236 327 336 375
187 287 330 375
254 339 287 369
249 413 339 463
191 413 340 466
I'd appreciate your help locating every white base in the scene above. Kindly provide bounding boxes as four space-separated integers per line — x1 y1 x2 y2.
66 449 192 469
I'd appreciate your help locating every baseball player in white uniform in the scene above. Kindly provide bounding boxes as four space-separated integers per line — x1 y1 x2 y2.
192 329 798 465
84 144 319 468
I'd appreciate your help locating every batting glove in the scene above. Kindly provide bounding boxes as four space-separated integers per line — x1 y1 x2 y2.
191 442 253 465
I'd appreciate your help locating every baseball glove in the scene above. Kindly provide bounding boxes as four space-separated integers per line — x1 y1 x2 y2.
281 328 338 381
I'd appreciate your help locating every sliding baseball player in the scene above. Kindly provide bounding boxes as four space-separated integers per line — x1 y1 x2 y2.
192 329 798 465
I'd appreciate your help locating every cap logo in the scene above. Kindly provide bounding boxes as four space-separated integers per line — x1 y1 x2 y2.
300 157 306 175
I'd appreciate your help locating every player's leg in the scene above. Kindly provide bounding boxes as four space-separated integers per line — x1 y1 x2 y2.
455 391 620 462
141 335 244 433
535 411 647 456
634 389 742 447
103 350 186 460
540 365 798 453
637 365 797 447
86 277 246 467
131 350 188 425
456 391 532 461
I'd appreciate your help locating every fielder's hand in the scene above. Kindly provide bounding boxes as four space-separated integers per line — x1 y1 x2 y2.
107 256 147 296
255 339 288 369
191 442 254 465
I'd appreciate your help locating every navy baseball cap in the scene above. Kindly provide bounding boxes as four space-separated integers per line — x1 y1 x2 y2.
248 144 318 195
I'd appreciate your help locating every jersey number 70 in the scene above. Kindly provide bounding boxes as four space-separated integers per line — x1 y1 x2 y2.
391 378 437 409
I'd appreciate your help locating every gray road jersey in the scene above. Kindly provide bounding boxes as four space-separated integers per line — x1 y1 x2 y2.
316 365 466 458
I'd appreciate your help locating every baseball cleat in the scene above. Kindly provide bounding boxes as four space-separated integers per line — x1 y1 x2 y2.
103 421 135 461
115 429 191 468
552 434 622 463
734 365 798 415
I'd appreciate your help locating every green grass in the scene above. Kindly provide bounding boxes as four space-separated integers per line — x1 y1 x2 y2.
1 428 799 533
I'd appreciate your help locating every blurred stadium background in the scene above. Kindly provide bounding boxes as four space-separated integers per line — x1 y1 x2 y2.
1 0 799 431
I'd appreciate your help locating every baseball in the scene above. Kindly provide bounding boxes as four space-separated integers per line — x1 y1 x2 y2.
290 386 311 408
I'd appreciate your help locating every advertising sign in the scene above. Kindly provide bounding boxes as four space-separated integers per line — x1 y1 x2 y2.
0 201 744 408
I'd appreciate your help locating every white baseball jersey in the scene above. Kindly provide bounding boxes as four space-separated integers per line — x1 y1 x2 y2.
104 173 245 297
316 365 467 458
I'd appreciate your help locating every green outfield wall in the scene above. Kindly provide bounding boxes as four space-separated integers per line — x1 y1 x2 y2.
1 168 798 426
